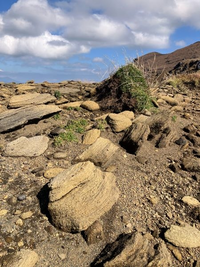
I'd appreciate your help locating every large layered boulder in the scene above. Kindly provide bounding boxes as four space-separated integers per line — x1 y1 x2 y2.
48 161 120 232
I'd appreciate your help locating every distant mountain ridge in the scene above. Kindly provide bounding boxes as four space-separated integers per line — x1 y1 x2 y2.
0 76 21 83
136 41 200 74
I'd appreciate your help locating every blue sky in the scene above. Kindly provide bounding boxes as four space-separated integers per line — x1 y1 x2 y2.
0 0 200 83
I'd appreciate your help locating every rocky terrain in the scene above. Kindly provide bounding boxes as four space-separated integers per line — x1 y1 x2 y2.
0 61 200 266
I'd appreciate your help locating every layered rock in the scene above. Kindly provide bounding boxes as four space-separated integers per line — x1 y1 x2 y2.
48 161 120 232
74 137 119 167
8 93 56 108
0 104 61 133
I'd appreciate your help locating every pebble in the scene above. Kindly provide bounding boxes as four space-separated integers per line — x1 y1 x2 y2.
167 244 182 261
44 168 65 179
18 240 24 247
15 218 23 226
182 196 200 207
53 152 68 159
20 211 33 220
0 209 8 216
17 194 26 201
149 196 159 205
58 253 67 260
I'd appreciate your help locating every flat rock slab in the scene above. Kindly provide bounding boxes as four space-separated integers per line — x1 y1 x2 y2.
165 224 200 248
48 161 120 232
74 137 119 167
5 136 49 157
9 93 56 108
0 104 61 133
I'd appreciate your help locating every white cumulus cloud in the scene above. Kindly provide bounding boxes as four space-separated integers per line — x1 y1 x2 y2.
0 0 199 60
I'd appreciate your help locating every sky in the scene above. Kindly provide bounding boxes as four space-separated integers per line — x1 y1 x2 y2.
0 0 200 83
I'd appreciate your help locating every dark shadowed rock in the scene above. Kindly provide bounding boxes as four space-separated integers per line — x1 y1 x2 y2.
91 232 172 267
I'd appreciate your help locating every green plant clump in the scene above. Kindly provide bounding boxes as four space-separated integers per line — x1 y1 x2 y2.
53 119 88 147
115 63 153 111
65 119 88 134
54 90 62 99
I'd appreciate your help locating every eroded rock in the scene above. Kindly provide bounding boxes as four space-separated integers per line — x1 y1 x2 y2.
0 104 61 133
48 161 120 232
91 232 172 267
74 137 119 167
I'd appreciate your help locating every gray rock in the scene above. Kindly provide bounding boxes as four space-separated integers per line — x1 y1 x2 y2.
165 224 200 248
8 93 56 108
5 136 49 157
74 137 119 167
48 161 119 232
0 104 61 133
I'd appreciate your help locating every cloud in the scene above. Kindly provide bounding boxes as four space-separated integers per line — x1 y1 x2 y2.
0 0 200 61
93 57 104 62
175 40 186 47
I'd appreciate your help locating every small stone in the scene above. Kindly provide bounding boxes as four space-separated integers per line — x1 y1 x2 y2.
5 236 13 244
167 244 182 261
84 221 104 245
18 240 24 247
182 196 200 207
15 218 24 226
149 196 159 205
14 210 22 215
0 209 8 216
82 129 101 145
58 253 67 260
105 165 116 172
20 211 33 220
17 194 26 201
44 168 65 179
53 152 68 159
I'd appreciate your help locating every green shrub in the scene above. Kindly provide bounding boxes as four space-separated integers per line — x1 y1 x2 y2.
115 63 153 111
54 90 62 99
